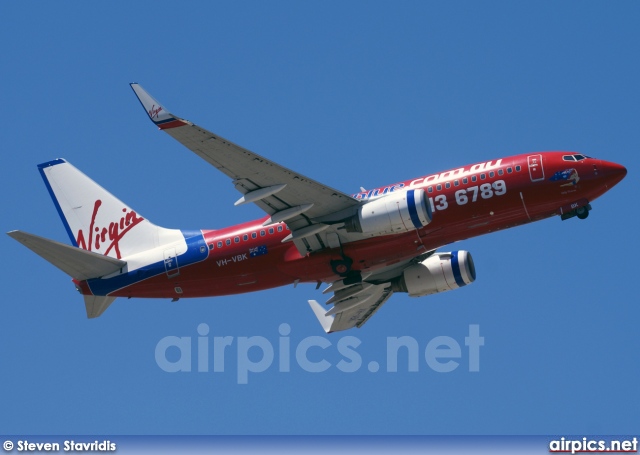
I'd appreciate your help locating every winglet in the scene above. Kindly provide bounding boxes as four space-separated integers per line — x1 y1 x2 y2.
308 300 334 333
130 83 187 129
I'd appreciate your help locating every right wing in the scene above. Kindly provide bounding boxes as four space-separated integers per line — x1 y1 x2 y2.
308 250 438 332
130 83 362 253
308 282 394 333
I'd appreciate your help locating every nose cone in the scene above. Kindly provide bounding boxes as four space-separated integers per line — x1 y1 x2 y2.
599 160 627 187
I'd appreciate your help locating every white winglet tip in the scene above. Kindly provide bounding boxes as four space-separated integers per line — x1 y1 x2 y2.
130 83 186 129
308 300 334 333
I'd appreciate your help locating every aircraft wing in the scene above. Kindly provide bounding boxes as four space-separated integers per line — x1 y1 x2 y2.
130 84 360 240
308 283 394 333
307 251 437 332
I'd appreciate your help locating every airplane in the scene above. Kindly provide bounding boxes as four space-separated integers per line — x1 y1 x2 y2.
8 84 627 333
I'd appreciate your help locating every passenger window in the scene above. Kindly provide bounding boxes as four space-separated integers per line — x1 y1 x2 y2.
462 178 468 184
269 228 274 234
480 173 486 180
489 171 495 178
445 182 450 189
454 180 459 187
498 169 504 175
516 165 521 171
260 230 265 237
507 167 513 173
217 241 223 248
251 232 257 239
243 234 248 241
428 186 433 193
225 239 231 246
436 184 442 191
234 237 240 243
471 175 477 182
208 243 214 250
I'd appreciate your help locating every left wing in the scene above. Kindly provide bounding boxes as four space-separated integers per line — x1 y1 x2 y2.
130 84 443 333
130 84 361 250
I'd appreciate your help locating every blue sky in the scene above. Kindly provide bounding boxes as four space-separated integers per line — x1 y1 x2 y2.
1 1 638 435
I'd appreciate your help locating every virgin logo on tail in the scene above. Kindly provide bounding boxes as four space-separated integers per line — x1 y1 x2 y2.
76 200 144 259
148 104 163 119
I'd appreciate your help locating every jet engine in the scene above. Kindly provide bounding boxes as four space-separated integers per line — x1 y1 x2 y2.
343 189 432 236
392 251 476 297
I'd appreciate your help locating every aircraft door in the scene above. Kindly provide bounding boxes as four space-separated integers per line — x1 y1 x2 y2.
527 154 545 182
163 248 180 278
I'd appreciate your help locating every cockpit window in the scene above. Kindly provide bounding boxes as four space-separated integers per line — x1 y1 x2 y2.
573 154 586 161
563 155 576 161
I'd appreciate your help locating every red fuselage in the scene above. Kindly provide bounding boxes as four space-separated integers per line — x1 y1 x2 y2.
100 151 626 299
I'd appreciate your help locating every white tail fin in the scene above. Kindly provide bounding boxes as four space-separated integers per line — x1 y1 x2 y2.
38 159 183 260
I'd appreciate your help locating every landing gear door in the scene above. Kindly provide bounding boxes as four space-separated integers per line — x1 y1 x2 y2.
528 154 545 182
164 248 180 278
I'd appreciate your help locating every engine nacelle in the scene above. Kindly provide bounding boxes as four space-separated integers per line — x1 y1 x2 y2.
343 189 432 236
392 251 476 297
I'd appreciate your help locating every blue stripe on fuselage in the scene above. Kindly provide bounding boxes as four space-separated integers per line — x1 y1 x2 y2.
85 230 207 296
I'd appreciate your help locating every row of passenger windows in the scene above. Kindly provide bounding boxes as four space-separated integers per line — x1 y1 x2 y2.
427 165 521 193
207 224 287 250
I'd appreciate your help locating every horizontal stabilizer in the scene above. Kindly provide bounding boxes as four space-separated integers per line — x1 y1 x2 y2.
84 295 117 319
8 230 126 280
